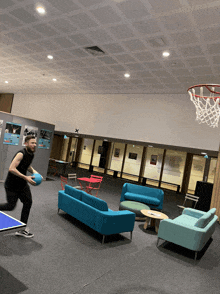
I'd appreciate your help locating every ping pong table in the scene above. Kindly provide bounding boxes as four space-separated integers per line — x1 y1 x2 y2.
0 211 26 236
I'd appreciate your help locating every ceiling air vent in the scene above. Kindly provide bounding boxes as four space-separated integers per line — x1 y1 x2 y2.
84 46 105 56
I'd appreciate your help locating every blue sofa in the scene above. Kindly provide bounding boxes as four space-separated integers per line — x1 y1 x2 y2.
58 185 136 243
157 208 218 259
120 183 164 210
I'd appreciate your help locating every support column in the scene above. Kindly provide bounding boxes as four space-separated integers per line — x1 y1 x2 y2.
75 138 83 169
66 137 72 162
159 149 166 188
203 157 211 182
89 140 96 172
210 148 220 222
104 142 112 174
181 153 193 194
120 144 127 178
139 146 147 184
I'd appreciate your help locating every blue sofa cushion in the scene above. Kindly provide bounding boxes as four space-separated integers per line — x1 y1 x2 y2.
195 211 214 228
124 192 160 206
82 193 108 211
65 185 82 201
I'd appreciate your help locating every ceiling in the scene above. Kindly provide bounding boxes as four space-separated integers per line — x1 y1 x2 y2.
1 0 220 95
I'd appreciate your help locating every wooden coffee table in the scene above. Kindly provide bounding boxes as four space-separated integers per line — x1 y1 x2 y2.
141 209 169 233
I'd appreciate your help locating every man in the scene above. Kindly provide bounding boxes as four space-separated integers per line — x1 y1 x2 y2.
0 135 39 238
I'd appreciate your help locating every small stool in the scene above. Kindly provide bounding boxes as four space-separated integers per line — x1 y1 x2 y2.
119 201 150 220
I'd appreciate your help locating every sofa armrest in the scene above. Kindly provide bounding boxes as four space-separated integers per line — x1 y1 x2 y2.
182 208 206 219
97 210 136 235
158 218 212 251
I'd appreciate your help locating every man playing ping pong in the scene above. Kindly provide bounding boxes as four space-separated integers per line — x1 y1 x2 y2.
0 135 39 238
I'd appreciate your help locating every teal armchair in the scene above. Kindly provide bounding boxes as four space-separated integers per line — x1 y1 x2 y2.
157 208 218 259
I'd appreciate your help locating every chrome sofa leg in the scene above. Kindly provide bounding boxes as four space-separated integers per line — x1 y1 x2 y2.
194 251 198 260
156 237 160 247
58 208 60 214
130 231 133 240
102 235 105 244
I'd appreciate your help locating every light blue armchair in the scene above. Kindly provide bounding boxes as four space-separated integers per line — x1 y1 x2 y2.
157 207 218 259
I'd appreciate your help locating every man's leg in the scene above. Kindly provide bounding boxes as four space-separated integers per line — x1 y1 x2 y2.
19 185 33 224
15 185 34 238
0 188 18 211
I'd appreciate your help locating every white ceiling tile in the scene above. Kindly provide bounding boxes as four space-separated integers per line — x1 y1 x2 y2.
68 48 89 58
46 0 80 13
180 46 204 57
1 14 22 28
170 31 198 46
32 24 59 37
102 43 125 54
10 8 38 24
91 6 121 24
148 0 182 13
135 51 155 62
0 0 15 9
133 19 161 35
109 64 126 71
186 57 209 67
53 37 75 48
116 0 150 20
144 61 163 69
207 43 220 55
126 63 145 71
109 24 135 39
70 13 98 30
68 34 92 46
48 19 76 34
115 54 136 63
122 39 147 51
85 29 114 43
212 56 220 64
191 67 213 76
171 68 192 76
161 13 194 31
193 6 220 27
97 56 118 64
79 0 105 7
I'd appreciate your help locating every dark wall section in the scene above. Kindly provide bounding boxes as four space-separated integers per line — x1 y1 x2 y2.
0 111 55 182
0 94 14 113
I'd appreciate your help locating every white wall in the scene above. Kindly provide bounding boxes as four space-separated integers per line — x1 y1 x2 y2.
11 93 220 152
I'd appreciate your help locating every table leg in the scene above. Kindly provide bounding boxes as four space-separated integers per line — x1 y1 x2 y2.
155 219 160 233
143 217 150 230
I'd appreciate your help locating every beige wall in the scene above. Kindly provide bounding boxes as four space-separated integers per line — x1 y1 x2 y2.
11 93 220 152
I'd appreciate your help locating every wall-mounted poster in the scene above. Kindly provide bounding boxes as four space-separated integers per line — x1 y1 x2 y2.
150 155 158 165
38 129 52 149
0 119 3 138
3 122 22 145
129 153 137 160
22 125 38 146
114 148 120 157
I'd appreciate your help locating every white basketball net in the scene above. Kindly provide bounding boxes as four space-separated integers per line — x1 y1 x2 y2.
188 86 220 128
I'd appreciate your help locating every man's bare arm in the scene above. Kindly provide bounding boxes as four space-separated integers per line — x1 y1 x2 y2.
27 166 38 174
9 153 36 185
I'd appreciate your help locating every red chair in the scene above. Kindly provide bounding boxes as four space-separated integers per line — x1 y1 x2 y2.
87 175 103 197
60 176 68 190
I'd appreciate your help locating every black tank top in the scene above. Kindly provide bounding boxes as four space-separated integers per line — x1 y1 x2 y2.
5 148 34 191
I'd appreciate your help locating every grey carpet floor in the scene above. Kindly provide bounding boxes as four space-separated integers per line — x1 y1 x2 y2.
0 168 219 294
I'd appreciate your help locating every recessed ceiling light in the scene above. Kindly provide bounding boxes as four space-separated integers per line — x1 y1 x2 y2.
36 6 46 14
162 51 170 57
53 78 57 82
148 145 153 147
47 55 53 60
5 81 8 83
201 152 207 155
124 73 130 78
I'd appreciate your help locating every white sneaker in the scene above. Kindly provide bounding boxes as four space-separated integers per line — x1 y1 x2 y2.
15 227 34 238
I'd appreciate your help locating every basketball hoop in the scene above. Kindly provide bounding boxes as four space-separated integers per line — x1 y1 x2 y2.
188 84 220 128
